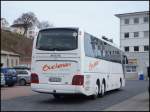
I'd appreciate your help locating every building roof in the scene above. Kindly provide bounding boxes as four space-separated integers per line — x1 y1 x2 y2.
11 24 24 27
115 11 149 18
1 50 20 56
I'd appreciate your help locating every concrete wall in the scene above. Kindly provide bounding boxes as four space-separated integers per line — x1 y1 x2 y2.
125 52 149 80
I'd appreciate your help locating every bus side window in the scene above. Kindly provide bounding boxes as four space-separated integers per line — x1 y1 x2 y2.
97 39 103 58
84 33 95 58
102 42 107 59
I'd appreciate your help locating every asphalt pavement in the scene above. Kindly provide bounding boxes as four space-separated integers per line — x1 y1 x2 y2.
104 91 149 111
1 80 149 111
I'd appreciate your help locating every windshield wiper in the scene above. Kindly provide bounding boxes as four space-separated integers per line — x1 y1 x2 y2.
37 46 53 50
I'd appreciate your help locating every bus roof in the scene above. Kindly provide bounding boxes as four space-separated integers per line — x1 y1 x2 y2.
39 27 79 32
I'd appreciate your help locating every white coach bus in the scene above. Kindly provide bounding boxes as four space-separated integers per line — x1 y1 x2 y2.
31 27 128 99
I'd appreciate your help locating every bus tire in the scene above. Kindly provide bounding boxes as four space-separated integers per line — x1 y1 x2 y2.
97 80 101 97
100 82 105 97
119 78 122 89
90 82 99 100
19 79 26 86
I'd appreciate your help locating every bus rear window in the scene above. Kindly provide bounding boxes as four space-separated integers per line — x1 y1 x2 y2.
36 29 78 51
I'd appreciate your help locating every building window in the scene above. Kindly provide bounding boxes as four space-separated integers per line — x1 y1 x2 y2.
7 58 9 67
30 36 34 39
116 51 119 54
144 31 149 37
113 51 115 54
143 17 149 23
11 59 13 67
132 66 136 72
134 46 139 51
124 19 129 24
124 32 129 38
134 32 139 37
124 46 129 52
29 31 32 34
144 45 149 51
126 66 136 72
16 59 18 66
134 18 139 24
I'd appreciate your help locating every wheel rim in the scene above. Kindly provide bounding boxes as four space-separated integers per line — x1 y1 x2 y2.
95 85 99 96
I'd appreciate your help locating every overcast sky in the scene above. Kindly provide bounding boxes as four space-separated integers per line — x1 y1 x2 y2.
1 1 149 47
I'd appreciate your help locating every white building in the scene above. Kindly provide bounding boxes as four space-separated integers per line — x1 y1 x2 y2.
11 24 25 35
115 11 149 80
26 25 39 39
1 50 20 68
11 24 39 39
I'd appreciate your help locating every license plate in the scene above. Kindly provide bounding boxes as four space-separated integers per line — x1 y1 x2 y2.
49 77 61 82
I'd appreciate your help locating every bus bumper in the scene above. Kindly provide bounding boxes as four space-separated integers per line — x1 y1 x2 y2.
31 83 90 96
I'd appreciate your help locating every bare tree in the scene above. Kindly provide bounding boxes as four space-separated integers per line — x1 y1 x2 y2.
13 12 38 36
37 21 54 29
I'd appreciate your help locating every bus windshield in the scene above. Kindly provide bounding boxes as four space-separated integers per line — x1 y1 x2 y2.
36 29 78 51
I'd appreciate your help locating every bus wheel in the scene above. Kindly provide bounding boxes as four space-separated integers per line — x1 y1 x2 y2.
100 82 105 97
90 83 99 100
97 81 101 97
119 79 122 89
19 79 26 86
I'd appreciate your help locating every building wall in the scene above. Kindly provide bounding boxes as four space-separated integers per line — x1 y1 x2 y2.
11 27 25 35
11 26 39 39
1 54 20 68
120 14 149 50
26 26 39 39
117 11 149 80
125 52 149 79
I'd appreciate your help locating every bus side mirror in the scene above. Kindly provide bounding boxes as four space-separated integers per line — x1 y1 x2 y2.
123 55 128 64
125 56 128 64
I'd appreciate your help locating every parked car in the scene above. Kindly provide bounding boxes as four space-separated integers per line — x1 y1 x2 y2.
16 69 31 86
1 68 18 87
1 73 5 86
